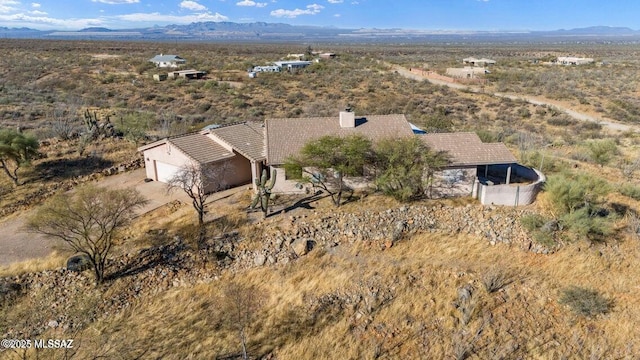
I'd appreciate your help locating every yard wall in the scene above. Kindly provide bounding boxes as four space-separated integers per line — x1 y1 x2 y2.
477 167 545 206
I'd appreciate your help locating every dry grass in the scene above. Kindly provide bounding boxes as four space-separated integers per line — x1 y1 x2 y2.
0 251 68 278
11 224 635 359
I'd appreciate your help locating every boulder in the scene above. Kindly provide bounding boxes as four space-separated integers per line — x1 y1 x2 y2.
66 254 92 272
291 238 312 256
254 253 267 266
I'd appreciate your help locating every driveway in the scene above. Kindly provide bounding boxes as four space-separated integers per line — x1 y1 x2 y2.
0 169 248 267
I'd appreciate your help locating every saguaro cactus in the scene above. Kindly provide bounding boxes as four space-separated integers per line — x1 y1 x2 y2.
251 169 277 218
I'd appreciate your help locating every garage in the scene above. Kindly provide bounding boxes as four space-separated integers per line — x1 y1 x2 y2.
155 161 181 182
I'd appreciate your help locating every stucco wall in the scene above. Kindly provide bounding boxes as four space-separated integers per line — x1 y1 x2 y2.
142 143 192 181
217 152 252 189
477 168 545 206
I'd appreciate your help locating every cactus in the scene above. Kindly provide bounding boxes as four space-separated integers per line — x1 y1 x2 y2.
251 169 277 218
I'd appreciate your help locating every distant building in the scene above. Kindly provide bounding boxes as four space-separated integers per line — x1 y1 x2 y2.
556 56 594 65
463 57 496 67
446 66 489 79
167 69 206 80
274 60 312 71
252 65 281 73
319 53 336 59
149 54 186 68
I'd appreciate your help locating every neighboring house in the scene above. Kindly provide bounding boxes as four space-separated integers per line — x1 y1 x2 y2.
463 57 496 67
138 111 543 205
556 56 594 65
446 67 489 79
273 60 312 71
252 65 281 73
167 69 206 80
149 54 186 68
138 122 265 193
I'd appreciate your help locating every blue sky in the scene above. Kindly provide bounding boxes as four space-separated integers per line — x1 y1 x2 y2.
0 0 638 31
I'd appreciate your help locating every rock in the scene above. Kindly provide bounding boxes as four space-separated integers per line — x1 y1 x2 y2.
47 320 59 328
291 238 311 256
66 254 92 272
254 253 267 266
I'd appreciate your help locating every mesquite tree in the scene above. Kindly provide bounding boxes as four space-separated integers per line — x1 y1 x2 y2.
26 186 147 284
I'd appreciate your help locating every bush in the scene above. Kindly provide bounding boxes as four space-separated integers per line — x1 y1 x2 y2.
586 139 618 166
520 213 546 232
620 184 640 200
481 268 511 293
559 286 613 317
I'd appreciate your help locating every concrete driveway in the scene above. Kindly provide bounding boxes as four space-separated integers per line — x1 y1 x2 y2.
0 169 248 267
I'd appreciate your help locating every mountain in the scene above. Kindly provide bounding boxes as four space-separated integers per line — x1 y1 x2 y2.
1 23 639 43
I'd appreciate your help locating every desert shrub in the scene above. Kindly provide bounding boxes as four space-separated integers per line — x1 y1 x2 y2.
619 184 640 200
481 268 511 293
520 213 546 232
547 115 577 127
560 207 615 240
544 172 614 241
544 173 610 214
559 286 613 317
585 138 618 166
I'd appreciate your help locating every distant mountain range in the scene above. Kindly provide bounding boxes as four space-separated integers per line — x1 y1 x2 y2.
1 23 639 43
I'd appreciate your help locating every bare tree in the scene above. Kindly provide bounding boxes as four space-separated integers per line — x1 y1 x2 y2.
166 161 232 230
25 186 148 284
220 281 265 360
50 105 80 140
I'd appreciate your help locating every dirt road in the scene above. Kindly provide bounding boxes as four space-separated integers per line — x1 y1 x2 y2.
392 64 639 134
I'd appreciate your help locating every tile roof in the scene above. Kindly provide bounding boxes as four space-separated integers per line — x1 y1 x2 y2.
265 114 414 165
420 132 517 166
168 133 234 164
208 122 265 162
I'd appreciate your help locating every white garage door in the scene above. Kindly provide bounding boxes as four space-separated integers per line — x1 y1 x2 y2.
155 161 181 183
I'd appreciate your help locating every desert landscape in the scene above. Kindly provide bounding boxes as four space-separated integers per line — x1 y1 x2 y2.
0 37 639 359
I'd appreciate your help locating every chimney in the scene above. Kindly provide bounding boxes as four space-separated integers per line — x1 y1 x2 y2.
339 107 355 128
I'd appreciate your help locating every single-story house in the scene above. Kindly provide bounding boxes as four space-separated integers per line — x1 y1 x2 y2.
149 54 186 68
138 122 265 192
138 111 543 205
265 111 415 193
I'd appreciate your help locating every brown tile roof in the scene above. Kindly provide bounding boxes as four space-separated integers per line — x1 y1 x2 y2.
208 122 265 161
168 133 234 164
266 114 414 165
420 132 517 166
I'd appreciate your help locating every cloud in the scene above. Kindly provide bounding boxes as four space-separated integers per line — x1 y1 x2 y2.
328 0 343 3
0 0 19 14
180 1 207 11
236 0 267 7
116 11 228 23
31 2 41 8
30 10 47 15
270 3 323 18
0 13 104 29
91 0 140 4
